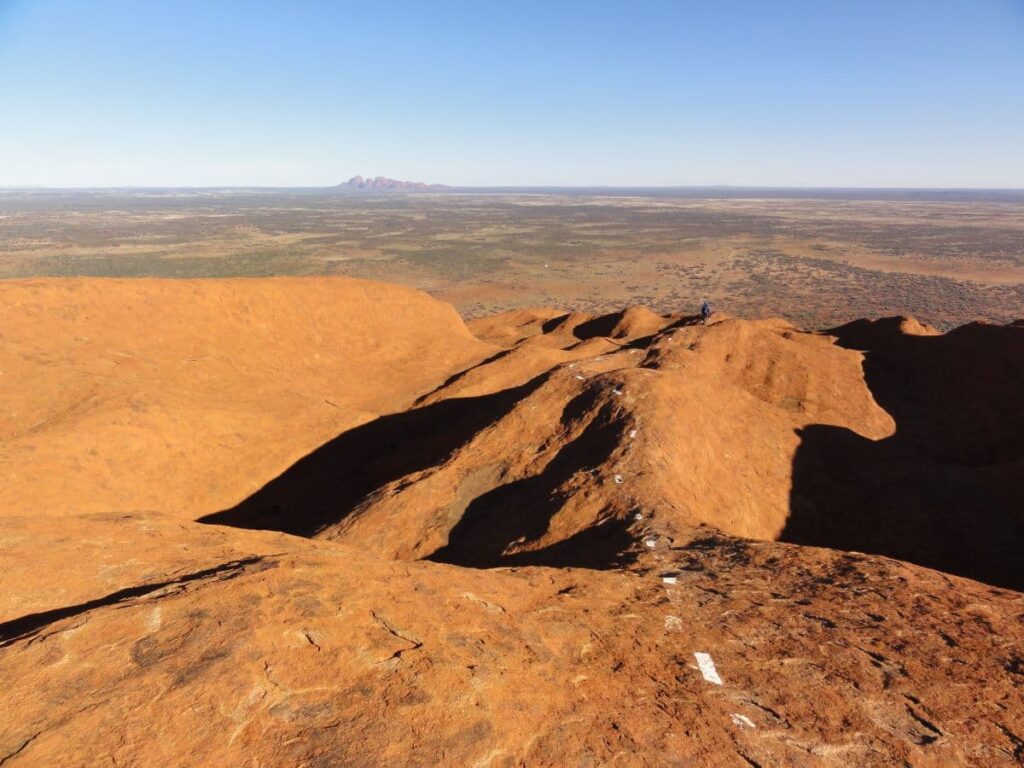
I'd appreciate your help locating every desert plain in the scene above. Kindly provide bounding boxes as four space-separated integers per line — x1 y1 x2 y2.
2 188 1022 328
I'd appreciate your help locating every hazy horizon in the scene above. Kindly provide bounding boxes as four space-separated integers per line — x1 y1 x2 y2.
3 185 1023 205
2 1 1023 188
3 182 1024 191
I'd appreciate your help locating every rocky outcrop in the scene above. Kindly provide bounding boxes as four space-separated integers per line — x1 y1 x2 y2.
2 282 1022 766
336 175 448 191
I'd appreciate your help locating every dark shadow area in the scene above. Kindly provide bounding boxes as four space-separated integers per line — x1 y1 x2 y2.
541 313 572 334
540 309 657 341
475 516 636 569
784 319 1024 590
0 556 273 647
571 312 626 340
411 348 513 406
200 377 547 537
567 309 700 342
428 387 634 569
541 310 701 352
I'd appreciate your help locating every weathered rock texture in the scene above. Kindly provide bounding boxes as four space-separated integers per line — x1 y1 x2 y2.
0 278 1021 766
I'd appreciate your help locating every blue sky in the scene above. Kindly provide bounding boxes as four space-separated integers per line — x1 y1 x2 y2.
1 0 1022 187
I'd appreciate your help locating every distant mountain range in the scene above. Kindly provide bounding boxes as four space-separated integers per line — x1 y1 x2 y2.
336 175 448 191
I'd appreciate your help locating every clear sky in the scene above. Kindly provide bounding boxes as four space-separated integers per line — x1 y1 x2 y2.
1 0 1022 187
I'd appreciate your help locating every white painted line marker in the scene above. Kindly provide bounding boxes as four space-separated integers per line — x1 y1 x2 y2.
694 652 723 685
731 713 756 729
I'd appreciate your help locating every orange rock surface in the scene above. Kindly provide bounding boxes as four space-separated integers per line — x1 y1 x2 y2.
1 277 1021 766
0 278 486 516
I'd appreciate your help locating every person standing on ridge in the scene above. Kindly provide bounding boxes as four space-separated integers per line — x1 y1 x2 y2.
700 299 712 326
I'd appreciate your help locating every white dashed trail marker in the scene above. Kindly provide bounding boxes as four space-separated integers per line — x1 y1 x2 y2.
694 652 723 685
731 713 756 729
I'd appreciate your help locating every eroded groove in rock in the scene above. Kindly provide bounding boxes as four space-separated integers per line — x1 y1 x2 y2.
0 556 276 647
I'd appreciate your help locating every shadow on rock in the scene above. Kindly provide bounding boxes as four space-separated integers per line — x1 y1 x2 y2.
784 319 1024 590
200 377 546 537
428 389 633 569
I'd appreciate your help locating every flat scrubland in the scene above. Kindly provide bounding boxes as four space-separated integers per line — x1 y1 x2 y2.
1 188 1021 329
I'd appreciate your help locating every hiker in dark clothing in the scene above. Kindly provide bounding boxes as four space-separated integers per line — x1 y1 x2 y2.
700 299 712 326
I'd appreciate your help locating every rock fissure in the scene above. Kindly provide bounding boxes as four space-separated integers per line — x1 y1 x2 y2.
0 556 277 647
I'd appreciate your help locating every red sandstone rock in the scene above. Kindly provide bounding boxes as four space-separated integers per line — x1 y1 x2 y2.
0 279 1021 766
